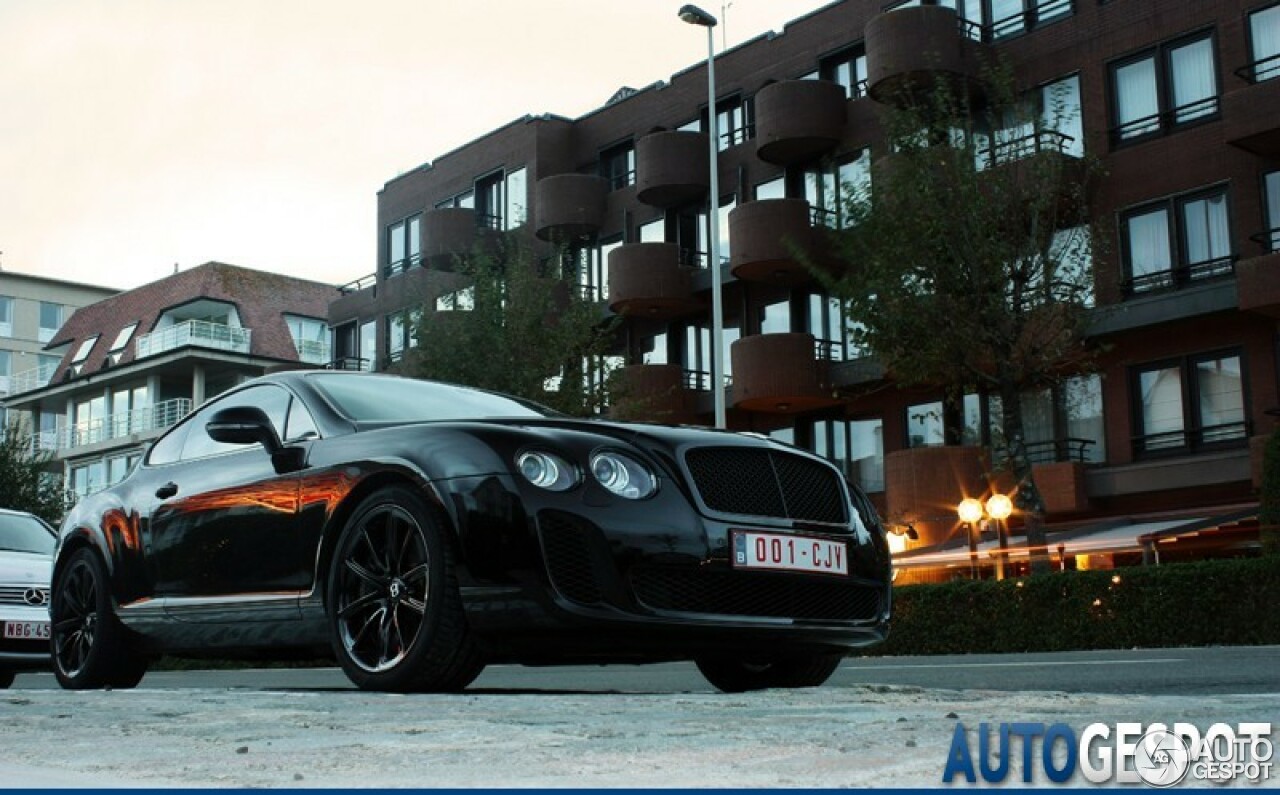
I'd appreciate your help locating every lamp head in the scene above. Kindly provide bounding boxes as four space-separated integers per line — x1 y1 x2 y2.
679 4 718 27
986 493 1014 521
957 498 983 524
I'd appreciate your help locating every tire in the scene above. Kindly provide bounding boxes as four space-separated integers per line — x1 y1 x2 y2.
695 653 844 693
50 548 149 690
0 670 14 689
327 485 484 693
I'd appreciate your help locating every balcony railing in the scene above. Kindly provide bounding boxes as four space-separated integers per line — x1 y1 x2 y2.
1234 53 1280 85
978 129 1076 168
1111 96 1219 145
683 369 734 391
293 338 331 365
135 320 251 359
1123 256 1237 296
338 273 377 295
1021 437 1097 464
9 362 60 395
1249 228 1280 254
41 397 193 452
328 356 372 372
1133 421 1249 458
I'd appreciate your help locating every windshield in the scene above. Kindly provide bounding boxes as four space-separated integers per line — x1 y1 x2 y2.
0 513 56 555
309 374 553 423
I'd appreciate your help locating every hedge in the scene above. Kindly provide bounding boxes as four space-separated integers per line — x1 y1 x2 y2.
870 555 1280 656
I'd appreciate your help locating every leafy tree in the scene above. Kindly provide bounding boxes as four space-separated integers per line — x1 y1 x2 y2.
0 419 71 526
816 65 1103 572
402 236 619 417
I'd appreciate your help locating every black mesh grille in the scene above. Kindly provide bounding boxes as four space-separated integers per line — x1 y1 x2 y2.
684 447 846 524
631 567 881 622
538 512 605 605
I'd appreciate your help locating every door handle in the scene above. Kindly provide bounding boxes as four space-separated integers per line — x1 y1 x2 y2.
155 482 179 499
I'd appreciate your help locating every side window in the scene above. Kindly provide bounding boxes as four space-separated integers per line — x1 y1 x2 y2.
284 397 319 442
146 422 191 467
179 385 291 461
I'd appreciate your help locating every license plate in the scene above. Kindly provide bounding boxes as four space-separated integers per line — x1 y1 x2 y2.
732 531 848 576
3 621 50 640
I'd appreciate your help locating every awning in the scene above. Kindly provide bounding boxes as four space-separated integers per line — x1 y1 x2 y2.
891 508 1259 570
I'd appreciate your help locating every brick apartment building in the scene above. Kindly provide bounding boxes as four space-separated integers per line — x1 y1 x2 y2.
329 0 1280 577
5 262 334 498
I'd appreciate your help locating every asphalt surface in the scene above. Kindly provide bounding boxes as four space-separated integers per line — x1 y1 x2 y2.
10 645 1279 694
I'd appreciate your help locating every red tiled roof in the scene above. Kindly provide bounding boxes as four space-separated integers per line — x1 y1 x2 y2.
46 262 338 381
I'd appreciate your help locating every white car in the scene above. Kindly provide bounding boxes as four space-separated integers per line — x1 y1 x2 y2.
0 508 55 688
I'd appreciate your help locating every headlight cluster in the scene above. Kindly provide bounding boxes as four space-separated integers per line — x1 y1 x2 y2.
515 449 657 499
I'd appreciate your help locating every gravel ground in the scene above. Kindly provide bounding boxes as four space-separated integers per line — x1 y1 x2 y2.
2 684 1278 788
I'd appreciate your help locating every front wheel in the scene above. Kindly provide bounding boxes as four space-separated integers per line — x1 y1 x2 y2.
695 653 844 693
327 485 483 692
50 548 148 690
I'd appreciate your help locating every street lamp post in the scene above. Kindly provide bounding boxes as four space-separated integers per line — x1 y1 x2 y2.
679 4 726 429
985 493 1013 581
957 498 984 580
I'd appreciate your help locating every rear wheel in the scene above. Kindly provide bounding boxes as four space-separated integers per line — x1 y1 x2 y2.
50 548 148 690
695 653 844 693
327 485 483 692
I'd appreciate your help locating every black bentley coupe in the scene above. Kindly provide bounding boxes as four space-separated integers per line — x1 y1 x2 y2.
50 371 891 693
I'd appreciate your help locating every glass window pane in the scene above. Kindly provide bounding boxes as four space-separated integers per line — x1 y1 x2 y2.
639 218 664 243
1196 355 1244 441
1042 75 1083 157
642 333 667 365
1251 5 1280 81
504 168 527 229
990 0 1025 39
1266 171 1280 252
1064 374 1106 462
850 418 885 492
760 300 790 335
1181 193 1231 270
962 393 983 446
407 215 421 264
1115 57 1159 138
1139 366 1184 449
1168 37 1218 122
755 177 785 201
1126 208 1172 290
907 400 944 448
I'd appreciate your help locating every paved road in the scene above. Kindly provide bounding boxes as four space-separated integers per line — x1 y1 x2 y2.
11 645 1278 694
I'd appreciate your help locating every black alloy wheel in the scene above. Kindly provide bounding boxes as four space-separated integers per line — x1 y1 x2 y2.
695 653 845 693
50 548 148 690
328 485 483 692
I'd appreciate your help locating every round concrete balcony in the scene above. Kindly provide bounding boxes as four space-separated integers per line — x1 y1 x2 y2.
607 242 702 319
865 5 985 107
636 131 709 208
728 198 831 285
534 174 608 242
609 363 697 425
423 207 493 271
730 333 839 414
755 80 848 165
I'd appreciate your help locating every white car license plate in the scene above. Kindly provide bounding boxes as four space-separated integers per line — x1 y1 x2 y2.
732 531 848 576
3 621 50 640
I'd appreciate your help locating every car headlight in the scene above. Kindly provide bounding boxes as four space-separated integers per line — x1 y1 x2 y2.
516 451 578 492
589 451 657 500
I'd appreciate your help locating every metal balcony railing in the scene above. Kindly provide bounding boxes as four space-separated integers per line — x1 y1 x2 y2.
9 362 60 395
293 338 331 365
135 320 251 359
1122 255 1237 296
42 397 194 452
338 273 377 295
1234 52 1280 85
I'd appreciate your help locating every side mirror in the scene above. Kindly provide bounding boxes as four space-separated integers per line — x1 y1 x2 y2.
205 406 283 455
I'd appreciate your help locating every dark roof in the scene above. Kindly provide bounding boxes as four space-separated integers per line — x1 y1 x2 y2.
46 261 337 380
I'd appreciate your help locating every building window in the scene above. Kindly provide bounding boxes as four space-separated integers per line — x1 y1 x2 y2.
38 302 64 343
641 331 668 364
435 287 475 311
0 296 11 337
360 319 377 372
1132 350 1247 456
714 95 754 151
70 335 98 375
807 294 867 362
600 141 635 191
638 217 665 243
504 167 527 230
475 171 504 230
385 312 414 364
70 459 107 499
1247 3 1280 83
1110 32 1219 145
385 213 422 276
759 300 791 335
1121 187 1233 295
819 45 868 98
286 315 330 364
683 320 739 390
0 349 9 395
106 453 142 488
1263 170 1280 252
436 190 474 210
809 418 886 493
756 177 786 201
108 384 150 439
804 150 871 228
885 0 1070 41
107 323 138 365
906 400 945 448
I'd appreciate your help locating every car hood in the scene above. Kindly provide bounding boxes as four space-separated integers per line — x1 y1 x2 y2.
0 551 53 586
425 416 776 449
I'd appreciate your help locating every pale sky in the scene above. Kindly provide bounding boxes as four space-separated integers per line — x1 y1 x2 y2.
1 0 829 291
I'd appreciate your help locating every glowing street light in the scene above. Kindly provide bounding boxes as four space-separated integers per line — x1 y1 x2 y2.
985 493 1013 580
957 493 1015 581
957 498 984 580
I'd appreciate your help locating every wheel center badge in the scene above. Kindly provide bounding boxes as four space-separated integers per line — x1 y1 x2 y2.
389 580 402 600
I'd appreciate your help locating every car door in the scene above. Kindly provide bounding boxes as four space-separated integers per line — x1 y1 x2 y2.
145 384 306 622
